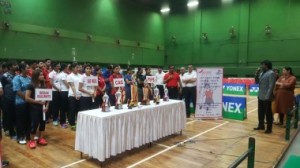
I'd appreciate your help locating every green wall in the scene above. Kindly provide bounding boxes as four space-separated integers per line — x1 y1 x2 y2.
164 0 300 77
0 0 164 65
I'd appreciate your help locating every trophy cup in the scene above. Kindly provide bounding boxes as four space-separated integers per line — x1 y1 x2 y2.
163 87 169 101
102 92 110 112
115 88 123 109
141 83 150 105
153 86 160 104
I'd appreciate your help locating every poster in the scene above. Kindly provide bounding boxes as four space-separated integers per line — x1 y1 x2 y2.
195 67 223 119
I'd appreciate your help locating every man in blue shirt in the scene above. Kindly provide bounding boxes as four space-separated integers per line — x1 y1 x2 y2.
103 65 113 105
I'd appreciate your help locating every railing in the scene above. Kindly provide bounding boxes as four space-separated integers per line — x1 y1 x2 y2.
228 137 255 168
285 95 300 141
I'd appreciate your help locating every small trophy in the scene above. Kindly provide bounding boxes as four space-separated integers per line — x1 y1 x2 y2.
141 83 150 105
102 92 110 112
115 88 123 109
153 86 160 104
163 87 169 101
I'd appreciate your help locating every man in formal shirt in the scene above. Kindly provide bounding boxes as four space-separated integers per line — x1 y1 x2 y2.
179 67 186 100
163 65 180 99
155 66 165 98
182 65 197 118
254 60 276 134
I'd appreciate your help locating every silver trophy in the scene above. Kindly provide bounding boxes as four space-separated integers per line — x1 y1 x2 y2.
102 92 110 112
163 87 169 101
115 88 123 109
153 86 160 104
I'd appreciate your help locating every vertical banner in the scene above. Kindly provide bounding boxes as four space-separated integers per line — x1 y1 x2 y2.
222 96 247 121
195 67 223 119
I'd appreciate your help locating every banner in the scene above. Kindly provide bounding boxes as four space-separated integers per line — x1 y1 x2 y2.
222 96 247 121
249 84 259 96
145 76 156 84
195 67 223 119
85 76 98 86
113 78 125 87
223 83 246 95
223 78 255 87
35 89 53 101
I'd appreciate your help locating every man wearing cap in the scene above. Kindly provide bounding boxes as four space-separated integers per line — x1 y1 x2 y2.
163 65 181 99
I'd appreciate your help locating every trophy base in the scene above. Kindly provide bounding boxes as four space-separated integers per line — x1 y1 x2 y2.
115 104 123 110
102 106 110 112
141 100 150 105
163 97 169 101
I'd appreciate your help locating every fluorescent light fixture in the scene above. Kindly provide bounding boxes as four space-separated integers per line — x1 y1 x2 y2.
222 0 233 4
187 1 199 7
160 7 170 13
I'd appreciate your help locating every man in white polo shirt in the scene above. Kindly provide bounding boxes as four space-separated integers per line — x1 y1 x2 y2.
182 65 197 118
155 66 165 98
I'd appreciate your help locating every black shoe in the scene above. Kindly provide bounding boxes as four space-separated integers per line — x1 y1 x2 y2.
253 127 265 130
265 130 272 134
2 160 9 167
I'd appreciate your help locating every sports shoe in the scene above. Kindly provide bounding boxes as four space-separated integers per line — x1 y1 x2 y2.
34 136 39 140
11 135 17 141
71 125 76 131
53 121 59 126
4 130 9 136
28 140 36 149
18 138 27 145
37 138 48 145
61 123 68 129
2 160 9 167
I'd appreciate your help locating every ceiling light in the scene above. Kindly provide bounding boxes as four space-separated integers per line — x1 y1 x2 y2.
187 1 199 7
160 7 170 13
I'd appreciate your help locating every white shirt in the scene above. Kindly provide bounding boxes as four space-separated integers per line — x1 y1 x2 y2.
79 74 95 97
67 73 82 97
0 81 2 88
182 70 197 87
180 74 186 87
155 71 165 85
58 71 69 92
49 70 60 91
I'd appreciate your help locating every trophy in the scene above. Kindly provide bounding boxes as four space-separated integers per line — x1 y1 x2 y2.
163 87 169 101
141 83 150 105
101 92 110 112
115 88 123 109
153 86 160 104
129 75 138 107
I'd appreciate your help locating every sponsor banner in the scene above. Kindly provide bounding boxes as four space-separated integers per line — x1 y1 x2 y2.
223 83 246 95
195 67 223 119
222 96 247 121
223 78 255 87
249 84 259 96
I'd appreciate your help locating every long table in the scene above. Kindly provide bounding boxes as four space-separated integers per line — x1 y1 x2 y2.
75 99 186 162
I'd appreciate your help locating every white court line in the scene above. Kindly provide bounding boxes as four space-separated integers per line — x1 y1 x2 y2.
127 121 229 168
247 98 257 104
154 143 171 148
60 159 86 168
247 108 257 114
186 120 197 125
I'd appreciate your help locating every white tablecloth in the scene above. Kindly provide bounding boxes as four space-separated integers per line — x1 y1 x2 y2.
75 100 186 162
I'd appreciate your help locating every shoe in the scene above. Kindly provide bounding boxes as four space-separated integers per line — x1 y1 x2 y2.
4 130 9 136
34 136 39 140
37 138 48 145
265 130 272 134
18 138 27 145
28 140 36 149
53 121 59 126
253 127 265 130
11 135 17 141
71 125 76 131
61 123 68 129
2 160 9 167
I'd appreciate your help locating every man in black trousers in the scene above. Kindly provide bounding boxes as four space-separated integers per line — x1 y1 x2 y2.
254 60 276 134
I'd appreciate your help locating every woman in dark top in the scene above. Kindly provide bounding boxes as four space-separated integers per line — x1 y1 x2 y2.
25 69 49 149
